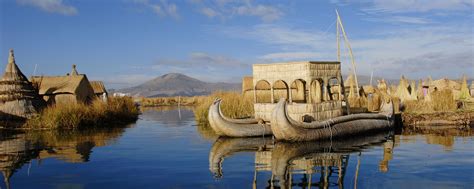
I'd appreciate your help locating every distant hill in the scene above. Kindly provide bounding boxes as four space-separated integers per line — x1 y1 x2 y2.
119 73 241 97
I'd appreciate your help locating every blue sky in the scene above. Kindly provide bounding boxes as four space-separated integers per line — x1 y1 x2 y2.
1 0 473 89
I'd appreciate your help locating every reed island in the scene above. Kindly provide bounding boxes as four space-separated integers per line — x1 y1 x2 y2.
0 49 139 129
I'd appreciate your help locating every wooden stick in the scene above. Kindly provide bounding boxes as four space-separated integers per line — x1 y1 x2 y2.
336 9 359 97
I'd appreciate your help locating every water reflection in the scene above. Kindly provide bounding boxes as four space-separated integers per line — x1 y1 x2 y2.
401 126 472 151
0 126 131 188
0 106 472 189
209 132 394 189
140 106 194 124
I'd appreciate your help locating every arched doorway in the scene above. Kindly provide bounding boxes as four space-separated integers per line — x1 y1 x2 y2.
290 79 306 103
255 80 271 103
273 80 289 102
310 79 324 103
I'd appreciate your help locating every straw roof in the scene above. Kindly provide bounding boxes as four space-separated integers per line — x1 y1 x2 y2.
31 75 90 95
362 85 375 94
431 78 461 91
31 68 96 104
395 75 415 102
90 81 107 95
0 49 45 118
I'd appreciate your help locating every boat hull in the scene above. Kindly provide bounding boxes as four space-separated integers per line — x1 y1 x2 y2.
208 99 272 137
271 99 394 141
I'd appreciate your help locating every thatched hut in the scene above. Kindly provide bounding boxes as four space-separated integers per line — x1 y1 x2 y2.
431 78 461 91
90 81 108 101
458 76 470 100
431 78 461 100
395 76 415 102
31 65 96 105
0 49 45 119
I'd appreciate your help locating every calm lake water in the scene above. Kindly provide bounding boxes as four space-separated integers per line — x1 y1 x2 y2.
1 107 473 189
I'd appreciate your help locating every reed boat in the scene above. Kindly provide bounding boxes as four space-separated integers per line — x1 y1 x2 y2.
270 98 393 141
208 98 272 137
207 11 396 139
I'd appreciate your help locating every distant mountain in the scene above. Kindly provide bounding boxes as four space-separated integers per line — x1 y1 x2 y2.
119 73 241 97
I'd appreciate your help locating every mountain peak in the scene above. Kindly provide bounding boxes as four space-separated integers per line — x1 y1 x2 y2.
119 73 241 97
160 73 188 79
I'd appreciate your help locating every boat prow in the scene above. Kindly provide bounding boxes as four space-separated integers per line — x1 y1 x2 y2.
208 98 272 137
271 98 394 141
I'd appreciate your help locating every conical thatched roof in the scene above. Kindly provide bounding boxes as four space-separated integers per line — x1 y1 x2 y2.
345 74 357 98
395 75 415 102
459 75 470 100
0 49 45 119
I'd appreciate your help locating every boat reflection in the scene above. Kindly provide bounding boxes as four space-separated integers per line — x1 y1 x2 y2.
209 132 394 189
0 126 131 188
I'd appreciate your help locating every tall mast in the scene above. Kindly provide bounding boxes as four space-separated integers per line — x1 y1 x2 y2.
336 9 359 96
337 13 340 62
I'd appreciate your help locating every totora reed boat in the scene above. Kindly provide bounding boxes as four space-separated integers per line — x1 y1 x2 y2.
270 98 393 141
207 11 395 140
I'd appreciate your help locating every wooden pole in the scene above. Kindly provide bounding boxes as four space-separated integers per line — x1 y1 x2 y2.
337 14 341 62
336 9 359 97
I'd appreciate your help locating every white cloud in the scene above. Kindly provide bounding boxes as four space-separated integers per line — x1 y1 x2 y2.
156 52 248 68
133 0 179 18
234 4 283 22
191 0 283 22
259 52 320 61
364 0 474 13
365 15 432 24
95 74 155 89
333 0 473 25
200 7 219 17
17 0 78 15
333 0 474 13
216 23 474 79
